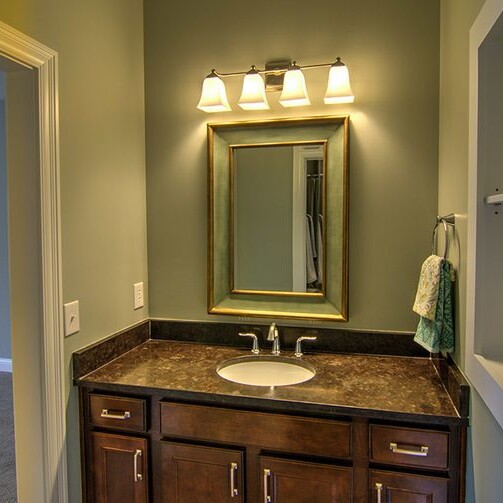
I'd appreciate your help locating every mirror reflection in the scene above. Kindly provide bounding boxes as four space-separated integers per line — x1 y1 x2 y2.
208 115 349 321
231 143 325 295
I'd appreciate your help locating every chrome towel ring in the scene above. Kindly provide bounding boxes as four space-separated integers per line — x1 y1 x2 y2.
431 213 455 259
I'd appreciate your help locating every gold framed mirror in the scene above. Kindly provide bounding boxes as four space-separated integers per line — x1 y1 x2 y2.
208 115 349 321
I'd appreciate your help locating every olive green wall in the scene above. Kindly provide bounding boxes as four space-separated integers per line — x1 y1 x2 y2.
234 146 294 292
0 2 147 501
439 0 503 501
144 0 440 332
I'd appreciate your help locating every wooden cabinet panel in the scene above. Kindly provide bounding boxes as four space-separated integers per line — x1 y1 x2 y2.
90 431 148 503
161 441 244 502
80 388 464 503
260 456 352 503
370 425 449 470
370 470 448 502
160 401 351 459
90 394 146 432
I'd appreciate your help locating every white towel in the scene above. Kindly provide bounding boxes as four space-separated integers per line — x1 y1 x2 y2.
413 255 444 320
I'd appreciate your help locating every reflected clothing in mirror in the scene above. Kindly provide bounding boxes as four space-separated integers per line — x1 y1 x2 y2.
306 158 323 291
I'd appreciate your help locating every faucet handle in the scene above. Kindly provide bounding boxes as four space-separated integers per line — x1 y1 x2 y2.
295 336 317 357
267 322 277 341
239 332 260 354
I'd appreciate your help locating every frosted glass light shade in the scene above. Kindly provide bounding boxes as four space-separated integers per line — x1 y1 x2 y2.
238 69 269 110
279 67 310 107
324 59 354 104
197 72 231 113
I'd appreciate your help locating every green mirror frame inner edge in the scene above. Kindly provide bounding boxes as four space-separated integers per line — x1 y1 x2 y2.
207 115 349 321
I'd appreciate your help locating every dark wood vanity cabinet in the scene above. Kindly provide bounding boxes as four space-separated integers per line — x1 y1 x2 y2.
260 456 352 502
161 442 244 502
79 389 464 503
83 393 149 503
90 432 148 503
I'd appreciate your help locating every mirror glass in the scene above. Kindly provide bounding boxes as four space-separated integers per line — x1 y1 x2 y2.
208 116 349 321
231 143 325 295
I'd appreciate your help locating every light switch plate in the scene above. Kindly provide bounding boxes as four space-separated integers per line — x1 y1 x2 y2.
64 300 80 336
134 282 144 310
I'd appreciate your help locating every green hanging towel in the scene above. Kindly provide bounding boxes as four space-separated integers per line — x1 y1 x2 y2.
413 260 455 353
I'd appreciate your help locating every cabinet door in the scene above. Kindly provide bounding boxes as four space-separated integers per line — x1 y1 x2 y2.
161 441 244 502
260 456 352 502
91 431 148 503
370 470 448 502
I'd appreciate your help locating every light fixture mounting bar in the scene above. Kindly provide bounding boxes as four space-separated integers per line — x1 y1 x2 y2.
212 59 342 79
265 60 291 91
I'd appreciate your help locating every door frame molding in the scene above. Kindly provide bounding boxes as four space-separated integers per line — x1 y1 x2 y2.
0 20 67 501
466 0 503 430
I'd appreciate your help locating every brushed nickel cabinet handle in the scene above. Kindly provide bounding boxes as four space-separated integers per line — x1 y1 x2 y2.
390 442 429 456
100 408 131 420
375 482 383 503
263 468 272 503
230 462 238 497
133 449 143 482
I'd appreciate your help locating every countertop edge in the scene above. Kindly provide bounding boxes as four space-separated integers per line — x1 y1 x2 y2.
75 376 466 427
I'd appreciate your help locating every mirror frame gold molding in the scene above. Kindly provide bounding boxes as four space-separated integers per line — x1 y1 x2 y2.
208 115 349 321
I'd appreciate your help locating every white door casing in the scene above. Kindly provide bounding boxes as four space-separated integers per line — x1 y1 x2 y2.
0 20 67 503
467 0 503 429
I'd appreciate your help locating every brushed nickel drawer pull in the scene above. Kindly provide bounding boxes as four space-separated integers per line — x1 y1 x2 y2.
133 449 143 482
100 408 131 420
230 462 238 497
375 482 383 503
390 442 429 456
263 468 272 503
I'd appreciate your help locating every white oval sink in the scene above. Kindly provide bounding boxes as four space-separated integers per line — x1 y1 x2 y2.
216 355 315 387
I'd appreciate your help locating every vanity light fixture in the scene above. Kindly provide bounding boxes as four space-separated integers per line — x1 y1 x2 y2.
279 63 310 107
324 57 354 104
197 57 354 112
238 66 269 110
196 70 232 113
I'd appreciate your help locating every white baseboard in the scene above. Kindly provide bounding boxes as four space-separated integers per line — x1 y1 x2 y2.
0 357 12 372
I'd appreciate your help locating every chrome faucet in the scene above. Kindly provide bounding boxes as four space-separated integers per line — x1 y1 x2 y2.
267 322 280 355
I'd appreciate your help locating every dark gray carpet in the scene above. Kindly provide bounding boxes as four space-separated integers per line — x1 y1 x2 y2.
0 371 17 502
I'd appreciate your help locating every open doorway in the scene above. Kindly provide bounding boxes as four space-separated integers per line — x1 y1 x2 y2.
0 68 16 502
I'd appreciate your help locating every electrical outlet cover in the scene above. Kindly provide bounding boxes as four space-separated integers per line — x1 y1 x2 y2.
134 282 144 310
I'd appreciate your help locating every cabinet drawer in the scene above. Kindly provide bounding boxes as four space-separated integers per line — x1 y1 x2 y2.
370 425 449 470
90 394 146 433
160 402 351 459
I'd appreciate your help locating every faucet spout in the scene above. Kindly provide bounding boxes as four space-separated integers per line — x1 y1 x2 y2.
267 322 280 355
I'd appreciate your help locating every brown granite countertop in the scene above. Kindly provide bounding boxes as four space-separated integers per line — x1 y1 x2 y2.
77 340 463 425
